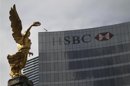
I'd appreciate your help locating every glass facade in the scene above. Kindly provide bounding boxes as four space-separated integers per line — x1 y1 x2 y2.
24 22 130 86
39 22 130 86
23 57 39 86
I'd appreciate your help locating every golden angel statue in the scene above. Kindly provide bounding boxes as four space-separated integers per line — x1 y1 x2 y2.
7 4 41 78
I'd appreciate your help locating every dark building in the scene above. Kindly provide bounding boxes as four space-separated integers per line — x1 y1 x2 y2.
24 22 130 86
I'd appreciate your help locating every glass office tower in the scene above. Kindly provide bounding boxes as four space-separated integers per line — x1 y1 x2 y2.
39 22 130 86
23 57 39 86
24 22 130 86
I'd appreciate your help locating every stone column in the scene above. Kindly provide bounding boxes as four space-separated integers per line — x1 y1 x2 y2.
8 76 33 86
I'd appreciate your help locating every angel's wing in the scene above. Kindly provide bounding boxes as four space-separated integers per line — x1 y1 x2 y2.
9 4 23 44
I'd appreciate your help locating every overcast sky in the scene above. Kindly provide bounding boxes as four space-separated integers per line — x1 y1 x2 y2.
1 0 130 85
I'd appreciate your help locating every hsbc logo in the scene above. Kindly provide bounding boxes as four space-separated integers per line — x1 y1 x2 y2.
95 32 113 41
53 33 91 46
52 32 114 46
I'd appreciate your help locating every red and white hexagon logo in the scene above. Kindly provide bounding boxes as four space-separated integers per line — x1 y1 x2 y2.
95 32 113 41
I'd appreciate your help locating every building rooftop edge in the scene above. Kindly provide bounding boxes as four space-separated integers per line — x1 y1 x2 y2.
38 21 130 33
